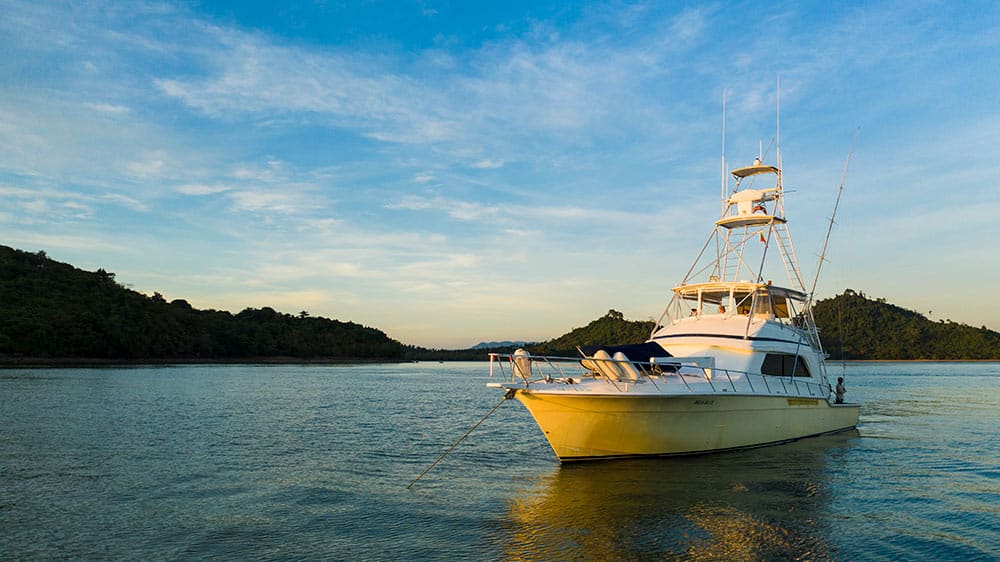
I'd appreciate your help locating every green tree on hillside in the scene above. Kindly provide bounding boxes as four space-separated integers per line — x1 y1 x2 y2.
813 289 1000 360
528 309 655 356
0 245 407 361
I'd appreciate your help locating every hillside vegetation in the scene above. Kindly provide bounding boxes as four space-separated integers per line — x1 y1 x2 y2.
527 310 655 356
0 246 407 361
813 289 1000 360
3 245 998 362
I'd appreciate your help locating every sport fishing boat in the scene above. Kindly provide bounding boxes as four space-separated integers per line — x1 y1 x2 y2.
488 142 860 461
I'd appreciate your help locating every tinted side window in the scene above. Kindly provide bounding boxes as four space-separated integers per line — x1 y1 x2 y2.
761 354 811 377
794 356 811 377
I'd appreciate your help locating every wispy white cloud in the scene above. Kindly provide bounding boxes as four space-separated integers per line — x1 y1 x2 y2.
232 159 288 182
384 193 671 229
387 195 434 211
21 199 50 214
385 194 500 221
0 186 41 198
154 33 459 145
227 189 313 215
88 102 131 114
472 159 504 169
125 156 166 178
2 232 129 255
101 193 148 212
145 6 723 168
177 183 231 195
0 183 147 217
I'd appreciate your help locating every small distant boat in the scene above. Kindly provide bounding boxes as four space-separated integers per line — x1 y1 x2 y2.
488 115 860 461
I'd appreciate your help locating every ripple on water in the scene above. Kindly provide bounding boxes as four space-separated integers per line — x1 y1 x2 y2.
1 363 998 560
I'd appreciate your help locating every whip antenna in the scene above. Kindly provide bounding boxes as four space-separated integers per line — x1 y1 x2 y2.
721 89 727 214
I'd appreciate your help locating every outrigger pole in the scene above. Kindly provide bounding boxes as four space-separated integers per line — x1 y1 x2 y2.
808 128 861 302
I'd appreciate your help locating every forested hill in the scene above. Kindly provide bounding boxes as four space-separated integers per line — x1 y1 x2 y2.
0 246 408 361
527 310 656 357
396 310 655 361
813 289 1000 360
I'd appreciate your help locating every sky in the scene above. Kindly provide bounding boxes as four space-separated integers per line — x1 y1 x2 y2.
2 1 999 349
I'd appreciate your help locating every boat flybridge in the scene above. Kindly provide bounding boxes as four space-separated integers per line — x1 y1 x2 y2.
488 153 860 461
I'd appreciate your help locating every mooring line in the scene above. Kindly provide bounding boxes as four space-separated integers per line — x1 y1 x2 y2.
407 389 514 490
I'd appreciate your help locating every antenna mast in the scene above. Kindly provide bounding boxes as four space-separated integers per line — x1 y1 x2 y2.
721 89 727 214
776 76 781 172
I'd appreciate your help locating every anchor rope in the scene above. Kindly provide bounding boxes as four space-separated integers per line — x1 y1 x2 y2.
406 389 515 490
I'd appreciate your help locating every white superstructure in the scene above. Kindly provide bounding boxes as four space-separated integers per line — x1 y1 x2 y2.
488 142 859 461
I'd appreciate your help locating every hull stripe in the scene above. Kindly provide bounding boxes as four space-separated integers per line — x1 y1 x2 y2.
557 425 859 462
652 333 807 346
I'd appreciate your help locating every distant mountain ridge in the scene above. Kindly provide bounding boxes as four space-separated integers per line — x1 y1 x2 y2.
470 340 532 350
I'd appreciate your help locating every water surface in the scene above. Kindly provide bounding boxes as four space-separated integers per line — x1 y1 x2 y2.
1 362 998 560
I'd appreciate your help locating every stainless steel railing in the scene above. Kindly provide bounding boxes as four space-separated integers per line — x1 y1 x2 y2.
488 352 830 399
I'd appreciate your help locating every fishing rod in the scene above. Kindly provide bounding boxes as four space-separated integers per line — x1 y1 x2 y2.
809 128 860 302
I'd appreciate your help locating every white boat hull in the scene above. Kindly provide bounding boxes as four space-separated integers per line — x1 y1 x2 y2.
513 390 859 461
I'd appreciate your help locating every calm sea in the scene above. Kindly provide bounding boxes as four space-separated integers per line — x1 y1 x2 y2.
1 362 998 560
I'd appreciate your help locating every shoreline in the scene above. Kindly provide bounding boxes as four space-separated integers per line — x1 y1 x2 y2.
833 359 1000 363
2 356 997 368
0 356 416 368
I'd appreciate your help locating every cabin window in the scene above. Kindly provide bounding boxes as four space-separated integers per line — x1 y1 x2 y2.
772 296 790 318
761 353 812 378
734 292 753 315
752 290 772 317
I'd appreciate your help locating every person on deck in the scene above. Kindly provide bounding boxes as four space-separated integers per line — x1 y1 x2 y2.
835 377 846 404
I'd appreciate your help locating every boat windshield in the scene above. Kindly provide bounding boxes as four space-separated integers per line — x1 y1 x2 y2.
752 288 801 320
669 283 806 324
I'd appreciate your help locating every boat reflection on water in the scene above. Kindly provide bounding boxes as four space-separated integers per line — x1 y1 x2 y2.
497 430 859 560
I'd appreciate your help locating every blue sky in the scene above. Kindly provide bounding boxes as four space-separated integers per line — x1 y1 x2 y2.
2 1 998 348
